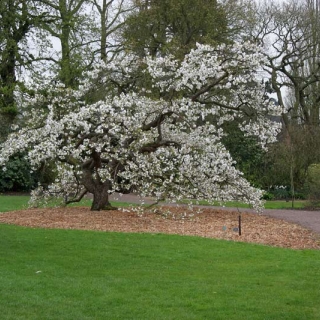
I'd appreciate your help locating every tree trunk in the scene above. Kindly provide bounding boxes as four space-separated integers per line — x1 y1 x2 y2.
60 2 73 87
91 184 117 211
100 0 107 62
82 154 118 211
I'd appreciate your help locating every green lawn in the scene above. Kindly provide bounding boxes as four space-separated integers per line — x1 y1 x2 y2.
0 194 309 213
217 199 307 210
0 195 30 212
0 224 319 320
181 199 308 210
0 195 133 213
0 195 319 319
263 200 307 209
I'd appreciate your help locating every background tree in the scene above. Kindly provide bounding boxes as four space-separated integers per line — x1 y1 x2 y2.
221 0 258 41
251 0 320 199
122 0 228 58
222 122 267 188
0 0 38 137
91 0 134 62
255 0 320 127
35 0 98 87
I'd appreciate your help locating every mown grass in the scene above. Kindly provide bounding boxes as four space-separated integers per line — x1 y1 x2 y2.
181 199 308 210
0 195 30 212
0 195 133 213
0 224 319 320
0 194 309 213
264 200 307 209
0 195 319 319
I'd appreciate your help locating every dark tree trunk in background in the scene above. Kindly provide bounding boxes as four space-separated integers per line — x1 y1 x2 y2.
0 0 31 138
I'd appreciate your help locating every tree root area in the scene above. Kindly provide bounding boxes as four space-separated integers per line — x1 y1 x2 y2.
0 206 319 250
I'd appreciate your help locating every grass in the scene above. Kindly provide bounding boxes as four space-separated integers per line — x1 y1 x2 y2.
0 195 30 212
0 195 319 319
0 194 310 213
263 200 307 209
181 199 308 210
0 195 133 213
0 224 319 319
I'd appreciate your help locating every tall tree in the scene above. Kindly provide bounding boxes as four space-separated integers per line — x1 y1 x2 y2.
255 1 320 127
0 0 35 135
304 0 320 125
92 0 134 62
221 0 258 41
37 0 96 87
122 0 228 58
251 0 320 196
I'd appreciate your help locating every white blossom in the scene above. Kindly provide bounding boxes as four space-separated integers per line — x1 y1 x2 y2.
0 43 282 211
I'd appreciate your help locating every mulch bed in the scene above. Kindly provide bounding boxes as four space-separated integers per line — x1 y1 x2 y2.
0 206 319 250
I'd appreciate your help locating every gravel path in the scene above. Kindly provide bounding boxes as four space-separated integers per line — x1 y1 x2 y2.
110 193 320 235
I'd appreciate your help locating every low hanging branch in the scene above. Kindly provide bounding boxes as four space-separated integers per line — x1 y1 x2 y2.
0 42 283 211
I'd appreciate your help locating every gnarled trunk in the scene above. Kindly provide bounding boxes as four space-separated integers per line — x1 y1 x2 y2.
82 152 118 211
91 184 116 211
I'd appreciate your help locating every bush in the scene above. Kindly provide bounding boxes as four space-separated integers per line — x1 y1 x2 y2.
288 191 307 200
0 154 36 192
262 192 275 200
305 164 320 207
263 187 307 201
271 187 289 200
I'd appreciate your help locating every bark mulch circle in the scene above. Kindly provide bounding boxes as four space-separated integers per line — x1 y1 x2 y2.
0 206 319 250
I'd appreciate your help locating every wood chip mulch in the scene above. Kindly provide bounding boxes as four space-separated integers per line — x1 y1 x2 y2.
0 206 319 250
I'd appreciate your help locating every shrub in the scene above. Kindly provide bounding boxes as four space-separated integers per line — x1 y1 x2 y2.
305 164 320 207
262 192 275 200
0 154 36 192
263 186 307 201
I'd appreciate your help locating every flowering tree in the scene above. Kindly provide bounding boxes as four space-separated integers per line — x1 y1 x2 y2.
0 42 282 211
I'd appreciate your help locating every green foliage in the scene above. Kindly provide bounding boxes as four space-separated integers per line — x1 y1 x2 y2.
262 192 275 201
0 105 18 116
269 186 291 200
265 126 320 193
123 0 228 58
0 86 17 114
0 154 36 192
222 123 266 188
0 154 57 194
35 160 58 189
267 189 306 201
0 0 33 136
305 163 320 207
0 85 18 139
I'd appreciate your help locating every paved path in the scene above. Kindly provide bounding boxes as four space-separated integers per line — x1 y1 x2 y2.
256 208 320 234
109 193 320 235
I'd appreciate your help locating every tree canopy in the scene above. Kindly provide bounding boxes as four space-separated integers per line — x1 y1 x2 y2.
122 0 228 58
0 42 282 211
